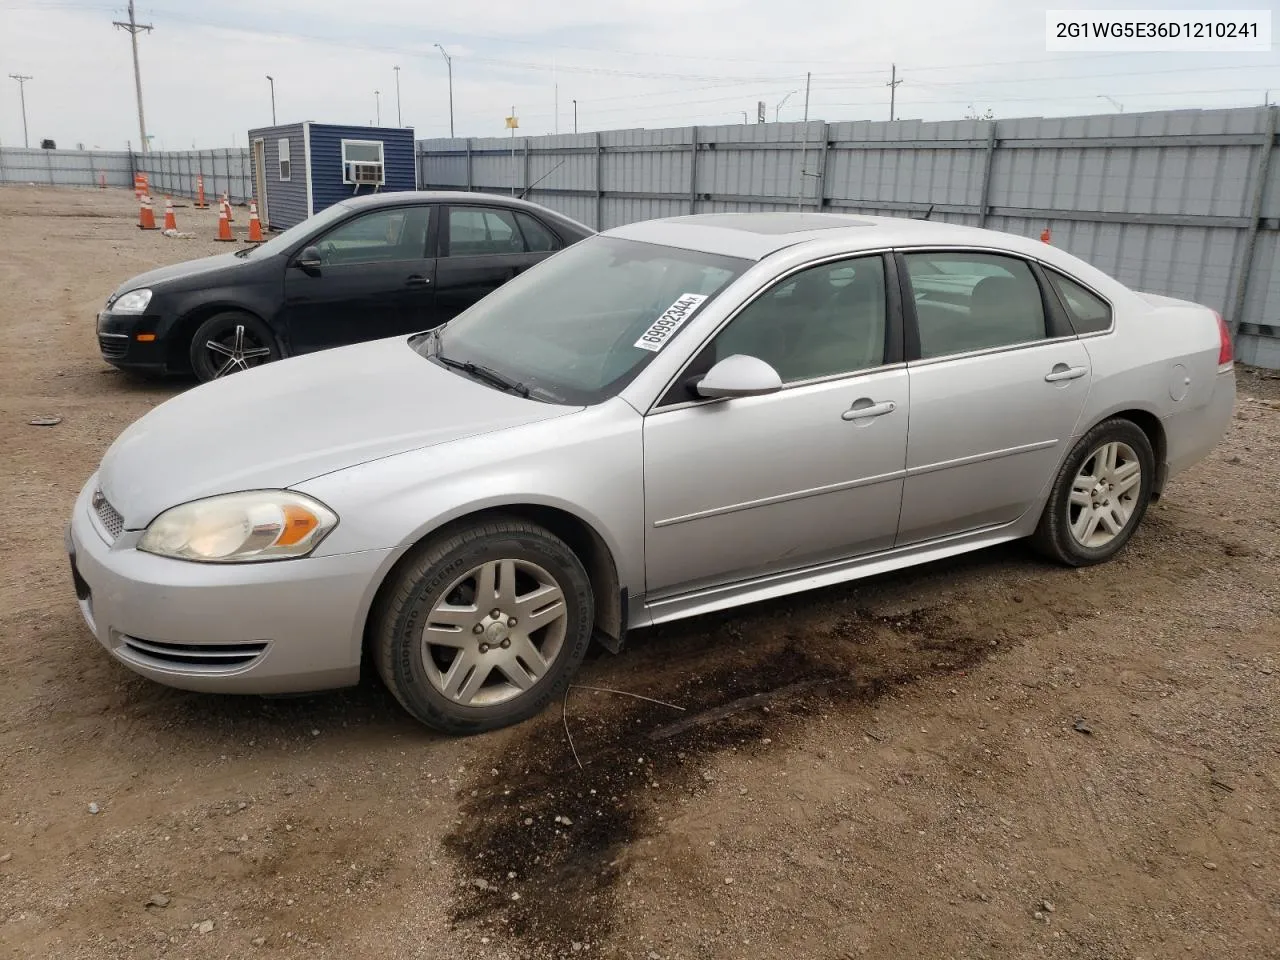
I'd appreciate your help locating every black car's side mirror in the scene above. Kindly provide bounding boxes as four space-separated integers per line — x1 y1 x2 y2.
296 246 322 273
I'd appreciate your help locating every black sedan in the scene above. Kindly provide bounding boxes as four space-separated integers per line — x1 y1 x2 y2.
96 191 595 381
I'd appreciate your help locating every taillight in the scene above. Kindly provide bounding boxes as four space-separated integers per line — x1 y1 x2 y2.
1214 311 1233 368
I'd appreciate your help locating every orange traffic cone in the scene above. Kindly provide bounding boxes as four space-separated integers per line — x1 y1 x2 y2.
222 193 234 221
137 194 158 230
194 175 208 209
163 196 177 231
134 173 149 199
214 202 235 242
1040 226 1052 243
246 200 263 242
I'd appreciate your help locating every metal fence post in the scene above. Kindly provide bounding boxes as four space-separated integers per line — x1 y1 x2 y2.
46 148 54 185
1229 105 1277 336
595 132 604 230
977 120 998 227
814 123 831 212
689 126 699 215
523 139 531 198
466 139 473 191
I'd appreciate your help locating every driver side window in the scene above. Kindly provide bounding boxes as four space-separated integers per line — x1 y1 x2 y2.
711 255 887 383
315 207 431 266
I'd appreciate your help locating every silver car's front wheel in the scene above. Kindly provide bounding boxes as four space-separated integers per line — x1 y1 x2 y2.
1067 441 1143 549
1033 418 1155 567
423 559 569 707
373 518 594 734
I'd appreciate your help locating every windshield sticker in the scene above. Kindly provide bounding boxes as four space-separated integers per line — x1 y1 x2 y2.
633 293 709 352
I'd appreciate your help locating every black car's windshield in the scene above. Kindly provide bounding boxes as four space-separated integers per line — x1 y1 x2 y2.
243 201 354 257
417 236 750 405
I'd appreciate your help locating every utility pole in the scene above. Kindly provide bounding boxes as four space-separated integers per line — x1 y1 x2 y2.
266 75 276 125
8 74 31 148
113 0 152 153
802 71 811 122
374 90 381 126
394 66 402 126
887 64 902 121
434 44 454 138
572 99 578 134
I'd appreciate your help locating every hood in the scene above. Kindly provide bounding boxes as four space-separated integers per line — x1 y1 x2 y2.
97 337 581 528
111 252 251 298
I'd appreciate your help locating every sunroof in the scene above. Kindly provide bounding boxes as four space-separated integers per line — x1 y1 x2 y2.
673 213 873 235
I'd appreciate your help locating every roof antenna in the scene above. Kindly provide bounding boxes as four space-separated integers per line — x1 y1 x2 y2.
918 204 934 221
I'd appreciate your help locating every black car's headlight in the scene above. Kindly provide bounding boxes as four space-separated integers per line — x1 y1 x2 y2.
111 288 153 314
137 491 338 562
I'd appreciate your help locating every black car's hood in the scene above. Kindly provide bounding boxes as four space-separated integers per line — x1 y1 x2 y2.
111 251 256 298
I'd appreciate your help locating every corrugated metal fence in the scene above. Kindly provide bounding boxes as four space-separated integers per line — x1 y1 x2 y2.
0 146 254 201
417 107 1280 368
0 148 133 188
132 148 254 204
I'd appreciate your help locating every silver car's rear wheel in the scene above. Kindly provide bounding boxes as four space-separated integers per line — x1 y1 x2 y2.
1033 418 1155 567
1067 441 1142 549
373 517 594 734
422 559 569 707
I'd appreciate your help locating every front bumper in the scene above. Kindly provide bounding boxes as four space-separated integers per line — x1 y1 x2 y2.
66 476 394 694
96 309 168 372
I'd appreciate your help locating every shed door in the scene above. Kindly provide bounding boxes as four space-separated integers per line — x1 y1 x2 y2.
252 138 269 229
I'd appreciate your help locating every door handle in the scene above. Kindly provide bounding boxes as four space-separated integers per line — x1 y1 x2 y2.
1045 364 1088 382
842 399 897 421
405 275 431 287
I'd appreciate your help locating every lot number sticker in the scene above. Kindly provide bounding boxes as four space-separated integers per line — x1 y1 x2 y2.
634 293 709 352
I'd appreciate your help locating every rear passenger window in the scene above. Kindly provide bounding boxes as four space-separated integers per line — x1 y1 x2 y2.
905 252 1046 359
447 207 524 257
516 213 560 252
1047 270 1112 335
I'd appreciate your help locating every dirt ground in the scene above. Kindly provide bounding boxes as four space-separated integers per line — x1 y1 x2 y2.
0 185 1278 960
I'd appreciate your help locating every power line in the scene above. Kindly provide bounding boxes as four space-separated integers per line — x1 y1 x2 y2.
112 0 152 153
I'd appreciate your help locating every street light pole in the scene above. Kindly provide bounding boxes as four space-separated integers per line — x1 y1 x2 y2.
434 44 454 138
8 74 31 148
775 90 798 122
374 90 381 126
394 65 402 126
572 99 578 134
266 74 276 125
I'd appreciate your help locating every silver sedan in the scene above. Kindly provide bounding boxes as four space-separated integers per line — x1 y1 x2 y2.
67 213 1236 733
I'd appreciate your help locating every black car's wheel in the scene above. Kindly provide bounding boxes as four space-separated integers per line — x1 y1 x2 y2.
1032 418 1155 566
189 311 280 382
373 517 594 735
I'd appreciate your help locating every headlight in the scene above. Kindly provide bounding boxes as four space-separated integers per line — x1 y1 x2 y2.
138 491 338 563
111 288 153 314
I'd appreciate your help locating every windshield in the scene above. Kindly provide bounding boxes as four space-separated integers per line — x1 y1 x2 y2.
244 201 354 257
417 236 749 405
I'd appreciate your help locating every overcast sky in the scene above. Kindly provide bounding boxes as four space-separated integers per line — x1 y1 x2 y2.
1 0 1278 149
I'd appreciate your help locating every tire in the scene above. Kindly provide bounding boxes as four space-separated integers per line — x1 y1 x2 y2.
188 311 280 382
373 517 595 735
1032 418 1155 566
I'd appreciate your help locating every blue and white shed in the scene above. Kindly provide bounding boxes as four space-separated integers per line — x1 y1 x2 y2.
245 122 417 230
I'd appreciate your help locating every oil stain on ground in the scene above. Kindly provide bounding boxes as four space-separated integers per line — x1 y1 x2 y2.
443 603 1006 958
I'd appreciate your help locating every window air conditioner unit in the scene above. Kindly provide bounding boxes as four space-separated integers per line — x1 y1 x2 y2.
346 161 385 185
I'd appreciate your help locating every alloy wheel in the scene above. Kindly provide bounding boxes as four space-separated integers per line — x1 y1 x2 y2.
203 323 272 378
421 558 568 707
1067 440 1142 548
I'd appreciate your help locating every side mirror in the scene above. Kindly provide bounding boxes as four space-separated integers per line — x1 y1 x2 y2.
694 354 783 400
296 246 322 272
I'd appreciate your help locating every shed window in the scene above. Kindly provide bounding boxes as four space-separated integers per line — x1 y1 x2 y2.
342 139 386 185
278 138 291 180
